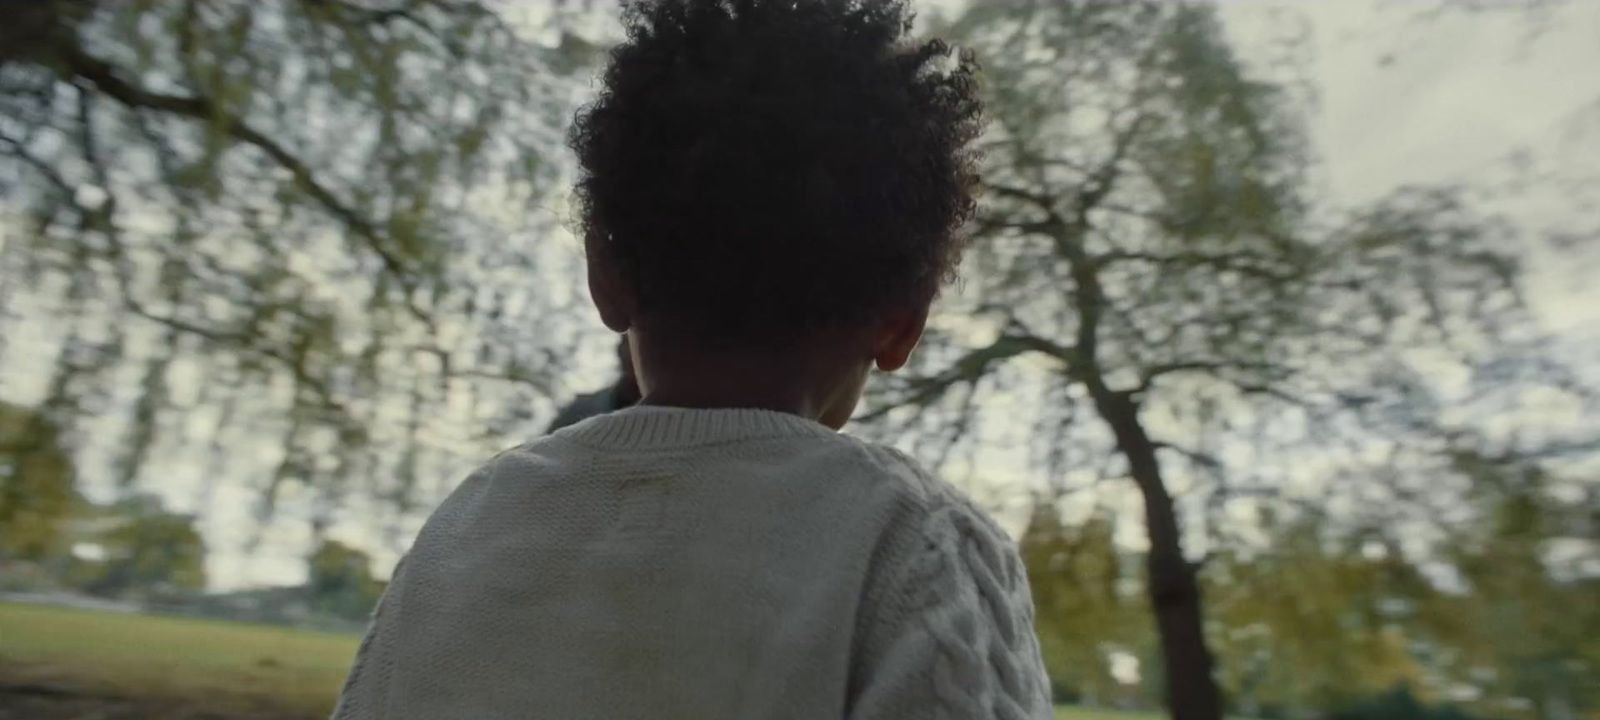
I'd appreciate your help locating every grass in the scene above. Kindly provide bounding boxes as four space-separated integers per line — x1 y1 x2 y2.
0 602 360 715
1055 709 1168 720
3 602 1179 719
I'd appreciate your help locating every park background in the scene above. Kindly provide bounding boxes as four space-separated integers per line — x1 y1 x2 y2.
1 1 1596 719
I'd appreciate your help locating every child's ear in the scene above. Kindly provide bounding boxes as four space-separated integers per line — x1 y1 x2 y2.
587 234 636 334
873 305 929 372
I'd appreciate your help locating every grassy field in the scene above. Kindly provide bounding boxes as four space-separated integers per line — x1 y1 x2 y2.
1054 709 1167 720
1 602 1167 720
0 602 359 716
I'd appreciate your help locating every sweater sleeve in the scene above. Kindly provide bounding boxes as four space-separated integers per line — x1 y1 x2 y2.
330 555 407 720
847 501 1053 720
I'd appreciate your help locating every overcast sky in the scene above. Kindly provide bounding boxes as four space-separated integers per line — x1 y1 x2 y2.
1228 0 1599 328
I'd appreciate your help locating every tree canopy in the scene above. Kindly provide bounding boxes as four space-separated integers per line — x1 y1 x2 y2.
1 3 1593 720
0 400 80 561
0 1 595 535
75 493 208 597
306 537 384 622
863 3 1588 719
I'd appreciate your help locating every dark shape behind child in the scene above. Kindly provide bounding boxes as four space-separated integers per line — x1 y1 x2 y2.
545 336 641 433
333 1 1052 718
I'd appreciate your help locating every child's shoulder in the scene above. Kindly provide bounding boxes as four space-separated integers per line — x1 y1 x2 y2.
846 440 1037 695
831 436 1016 556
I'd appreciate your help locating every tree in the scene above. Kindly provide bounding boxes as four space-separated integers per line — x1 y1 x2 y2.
78 493 207 597
1020 505 1150 706
1203 519 1434 716
1418 453 1600 720
0 401 81 561
864 4 1549 719
306 537 384 622
0 1 596 532
1327 686 1480 720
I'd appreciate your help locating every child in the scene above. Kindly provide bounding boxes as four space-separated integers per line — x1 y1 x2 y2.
332 0 1051 717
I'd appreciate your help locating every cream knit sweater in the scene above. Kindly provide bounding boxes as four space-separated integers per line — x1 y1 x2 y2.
332 407 1051 719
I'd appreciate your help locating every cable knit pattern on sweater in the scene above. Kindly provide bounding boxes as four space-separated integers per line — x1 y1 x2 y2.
332 407 1051 720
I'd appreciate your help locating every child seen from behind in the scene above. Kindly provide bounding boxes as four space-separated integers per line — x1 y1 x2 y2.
332 0 1052 717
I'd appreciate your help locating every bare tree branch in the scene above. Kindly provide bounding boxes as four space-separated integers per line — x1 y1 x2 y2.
1152 441 1225 472
1095 249 1305 284
1133 360 1288 395
858 332 1071 422
59 45 427 315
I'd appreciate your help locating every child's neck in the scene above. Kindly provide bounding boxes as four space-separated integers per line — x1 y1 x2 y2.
640 374 826 421
630 328 870 426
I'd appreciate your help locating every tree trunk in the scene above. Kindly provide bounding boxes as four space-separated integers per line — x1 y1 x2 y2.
1088 381 1222 720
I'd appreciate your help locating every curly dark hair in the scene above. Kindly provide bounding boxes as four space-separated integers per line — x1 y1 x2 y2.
570 0 983 346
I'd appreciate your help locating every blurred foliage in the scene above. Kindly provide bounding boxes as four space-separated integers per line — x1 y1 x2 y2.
70 494 207 598
1204 520 1432 714
1021 452 1598 719
861 2 1595 719
0 3 1595 720
0 0 595 534
0 400 81 561
1426 455 1600 720
1022 506 1148 706
1327 686 1480 720
1 401 212 601
306 538 384 622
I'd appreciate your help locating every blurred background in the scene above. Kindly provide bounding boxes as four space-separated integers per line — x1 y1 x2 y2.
0 1 1595 719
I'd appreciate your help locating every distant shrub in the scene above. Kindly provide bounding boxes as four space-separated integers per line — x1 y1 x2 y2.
1050 679 1081 705
0 559 58 592
1329 686 1482 720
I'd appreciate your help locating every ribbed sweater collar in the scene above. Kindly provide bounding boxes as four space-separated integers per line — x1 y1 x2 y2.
557 406 838 451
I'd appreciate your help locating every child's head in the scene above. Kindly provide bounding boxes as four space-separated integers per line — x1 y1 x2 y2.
571 0 983 425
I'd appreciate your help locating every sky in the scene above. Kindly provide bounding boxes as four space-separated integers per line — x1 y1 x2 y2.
1225 1 1599 331
5 0 1597 591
